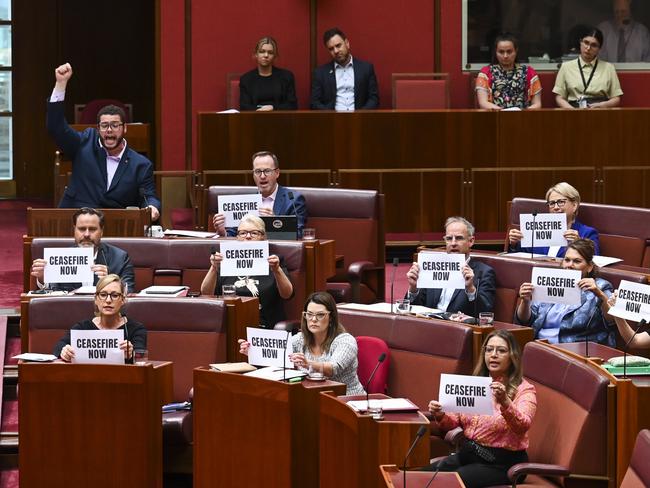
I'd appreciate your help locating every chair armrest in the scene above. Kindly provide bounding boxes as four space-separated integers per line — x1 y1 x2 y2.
274 320 300 333
508 463 570 485
444 427 465 448
347 261 383 303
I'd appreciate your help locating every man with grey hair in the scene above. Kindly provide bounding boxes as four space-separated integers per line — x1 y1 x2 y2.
406 217 496 316
597 0 650 62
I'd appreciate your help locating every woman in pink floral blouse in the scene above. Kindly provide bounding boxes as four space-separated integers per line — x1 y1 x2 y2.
426 330 537 487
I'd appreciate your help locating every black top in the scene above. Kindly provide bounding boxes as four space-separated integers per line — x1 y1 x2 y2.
215 264 291 328
239 67 298 111
53 317 147 363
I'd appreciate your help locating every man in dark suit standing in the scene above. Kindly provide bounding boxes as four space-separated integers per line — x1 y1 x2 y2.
310 28 379 111
47 63 161 220
213 151 307 237
406 217 496 317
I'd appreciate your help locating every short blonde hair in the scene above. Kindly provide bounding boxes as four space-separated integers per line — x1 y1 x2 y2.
546 182 581 205
94 274 127 316
238 214 266 234
254 36 279 57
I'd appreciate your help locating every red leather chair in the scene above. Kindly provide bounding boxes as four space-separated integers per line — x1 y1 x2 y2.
77 99 132 124
392 73 450 109
226 73 241 109
621 429 650 487
356 336 390 394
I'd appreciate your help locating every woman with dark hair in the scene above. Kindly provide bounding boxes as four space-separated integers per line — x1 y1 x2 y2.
475 33 542 110
515 239 614 346
53 274 146 363
239 36 298 111
239 291 364 395
426 330 537 487
553 27 623 108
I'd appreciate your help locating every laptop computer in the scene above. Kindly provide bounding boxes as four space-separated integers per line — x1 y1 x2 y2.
261 215 298 240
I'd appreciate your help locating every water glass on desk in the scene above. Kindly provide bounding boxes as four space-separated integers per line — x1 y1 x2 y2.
308 362 325 380
222 285 236 299
302 228 316 240
134 349 148 365
395 299 411 314
367 400 383 420
479 312 494 326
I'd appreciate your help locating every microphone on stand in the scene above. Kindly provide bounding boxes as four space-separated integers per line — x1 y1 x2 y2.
140 188 153 237
472 278 481 325
623 319 649 379
423 463 443 488
287 191 300 239
364 353 387 411
530 211 538 260
282 330 291 382
390 257 399 313
582 297 602 358
402 425 428 488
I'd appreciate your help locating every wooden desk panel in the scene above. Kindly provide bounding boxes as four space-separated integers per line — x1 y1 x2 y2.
198 110 650 234
380 465 465 488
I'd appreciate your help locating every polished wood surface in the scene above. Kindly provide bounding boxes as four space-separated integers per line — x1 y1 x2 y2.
320 392 430 488
380 465 465 488
27 207 151 237
18 361 172 488
193 368 346 488
198 110 650 234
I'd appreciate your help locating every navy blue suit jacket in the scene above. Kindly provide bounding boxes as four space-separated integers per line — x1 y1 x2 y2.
509 219 600 257
225 185 307 237
310 58 379 110
47 101 161 212
409 259 496 316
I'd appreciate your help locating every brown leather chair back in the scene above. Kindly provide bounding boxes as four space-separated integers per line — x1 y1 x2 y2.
338 308 474 410
522 341 613 484
621 430 650 487
507 198 650 267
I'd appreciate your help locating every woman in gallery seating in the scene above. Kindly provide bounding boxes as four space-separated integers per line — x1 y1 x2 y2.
239 36 298 111
475 33 542 110
553 27 623 108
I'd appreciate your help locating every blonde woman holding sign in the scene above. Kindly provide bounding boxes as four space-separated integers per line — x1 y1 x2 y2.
425 330 536 487
54 274 146 363
201 214 293 328
515 239 614 346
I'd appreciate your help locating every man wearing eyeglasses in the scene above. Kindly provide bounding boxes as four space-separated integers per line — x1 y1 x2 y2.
30 207 136 293
47 63 161 219
212 151 307 237
405 217 496 318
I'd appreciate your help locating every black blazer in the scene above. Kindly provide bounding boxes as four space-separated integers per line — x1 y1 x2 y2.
239 67 297 111
310 58 379 110
409 259 496 316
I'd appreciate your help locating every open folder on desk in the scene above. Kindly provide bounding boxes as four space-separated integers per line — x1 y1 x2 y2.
244 366 307 381
338 302 441 315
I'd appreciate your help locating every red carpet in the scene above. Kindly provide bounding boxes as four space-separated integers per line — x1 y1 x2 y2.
0 199 48 309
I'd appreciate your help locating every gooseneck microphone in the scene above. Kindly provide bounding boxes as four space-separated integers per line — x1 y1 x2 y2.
364 352 387 411
530 211 538 260
287 191 300 238
473 278 480 325
140 188 153 236
282 330 291 382
402 425 428 488
623 319 648 378
390 257 399 313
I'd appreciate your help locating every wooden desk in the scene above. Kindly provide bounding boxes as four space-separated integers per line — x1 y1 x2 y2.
193 368 346 488
19 361 172 488
380 465 465 488
26 207 151 237
547 341 650 486
320 392 430 488
198 110 650 234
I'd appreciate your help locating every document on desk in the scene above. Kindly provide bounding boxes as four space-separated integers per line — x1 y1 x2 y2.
337 302 441 315
163 229 217 238
347 398 419 412
13 353 57 362
244 366 307 381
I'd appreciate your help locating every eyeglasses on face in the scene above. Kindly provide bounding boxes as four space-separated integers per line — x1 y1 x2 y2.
98 122 124 131
581 39 601 49
484 346 509 356
302 311 330 321
546 198 569 208
443 235 466 242
252 168 277 177
96 291 123 301
236 230 264 238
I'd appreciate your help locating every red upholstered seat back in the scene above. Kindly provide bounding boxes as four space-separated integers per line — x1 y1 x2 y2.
394 79 448 109
355 336 390 394
621 430 650 487
79 99 132 124
522 342 613 483
226 73 241 109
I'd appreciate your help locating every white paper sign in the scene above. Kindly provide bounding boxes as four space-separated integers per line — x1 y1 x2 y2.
439 374 493 415
520 213 567 248
246 327 292 368
219 241 270 277
416 252 466 290
609 280 650 322
43 247 94 285
218 194 262 227
70 329 124 364
531 267 581 305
